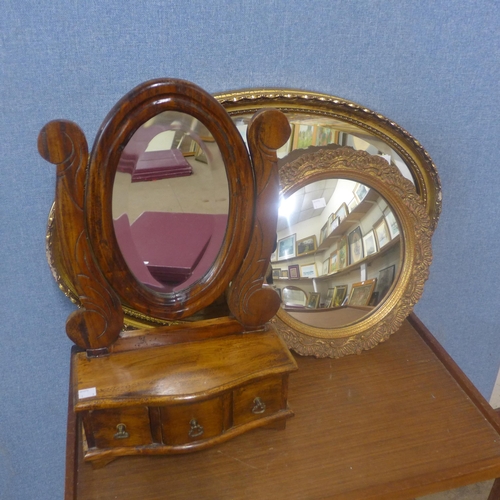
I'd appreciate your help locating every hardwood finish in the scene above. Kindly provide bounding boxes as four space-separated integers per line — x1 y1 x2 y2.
73 328 297 463
69 316 500 500
41 79 296 462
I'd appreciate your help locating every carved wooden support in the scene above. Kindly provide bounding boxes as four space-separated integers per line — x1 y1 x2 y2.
38 120 123 351
227 109 291 327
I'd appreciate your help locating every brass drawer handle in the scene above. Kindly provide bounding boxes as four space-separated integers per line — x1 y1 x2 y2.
114 423 130 439
252 397 266 414
188 419 204 438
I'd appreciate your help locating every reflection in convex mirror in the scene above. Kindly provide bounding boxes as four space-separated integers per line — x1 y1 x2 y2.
112 111 229 293
271 178 401 329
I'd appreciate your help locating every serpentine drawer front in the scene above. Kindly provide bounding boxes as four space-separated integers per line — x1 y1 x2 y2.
74 330 297 465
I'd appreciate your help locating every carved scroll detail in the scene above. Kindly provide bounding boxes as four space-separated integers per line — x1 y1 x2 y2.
38 121 123 350
227 110 291 328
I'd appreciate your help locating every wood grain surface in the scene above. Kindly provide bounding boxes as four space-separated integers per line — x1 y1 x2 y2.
70 316 500 500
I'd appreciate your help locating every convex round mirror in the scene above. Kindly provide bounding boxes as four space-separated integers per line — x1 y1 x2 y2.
271 147 432 357
273 177 401 328
112 110 229 293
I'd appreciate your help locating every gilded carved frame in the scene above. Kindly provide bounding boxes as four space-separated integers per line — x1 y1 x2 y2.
271 147 433 358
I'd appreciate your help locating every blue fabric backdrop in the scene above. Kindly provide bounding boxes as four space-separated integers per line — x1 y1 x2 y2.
1 1 499 498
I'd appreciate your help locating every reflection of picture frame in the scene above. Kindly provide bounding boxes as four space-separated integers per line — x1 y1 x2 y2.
374 264 396 304
334 202 349 222
347 279 377 307
282 286 307 307
338 236 348 270
329 251 338 274
328 215 340 234
374 219 390 248
300 263 317 278
322 259 329 276
307 292 320 309
272 268 281 279
288 264 300 279
384 209 400 239
362 230 378 257
280 269 289 279
319 222 328 244
348 226 364 265
331 285 348 307
326 287 335 305
293 124 316 149
296 235 317 257
353 183 369 203
315 126 335 146
277 234 296 260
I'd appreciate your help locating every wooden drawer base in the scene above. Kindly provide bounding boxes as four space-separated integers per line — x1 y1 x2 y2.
73 329 297 466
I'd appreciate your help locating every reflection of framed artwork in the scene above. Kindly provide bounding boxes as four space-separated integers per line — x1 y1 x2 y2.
293 124 316 149
296 235 317 257
334 202 349 222
353 183 369 203
362 229 378 257
280 269 289 279
331 285 348 307
348 226 364 265
374 219 390 248
384 209 400 239
328 214 340 234
338 236 348 269
300 263 317 278
277 234 296 260
315 126 335 146
329 251 338 273
272 268 281 279
288 264 300 279
326 287 335 306
307 292 320 309
347 279 377 307
282 286 307 307
374 264 396 304
322 259 329 276
319 222 328 244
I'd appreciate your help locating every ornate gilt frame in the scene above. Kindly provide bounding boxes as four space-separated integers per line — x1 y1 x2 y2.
269 147 432 358
215 88 441 232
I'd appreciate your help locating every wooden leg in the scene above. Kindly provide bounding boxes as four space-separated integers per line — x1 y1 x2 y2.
488 478 500 500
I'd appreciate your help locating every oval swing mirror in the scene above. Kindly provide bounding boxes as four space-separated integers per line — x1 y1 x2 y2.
111 110 229 294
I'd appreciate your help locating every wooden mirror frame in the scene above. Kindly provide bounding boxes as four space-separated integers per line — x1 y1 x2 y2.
40 79 290 349
215 88 442 233
270 147 433 358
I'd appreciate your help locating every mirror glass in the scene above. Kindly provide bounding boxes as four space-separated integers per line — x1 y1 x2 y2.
271 178 401 328
112 111 229 293
232 113 415 185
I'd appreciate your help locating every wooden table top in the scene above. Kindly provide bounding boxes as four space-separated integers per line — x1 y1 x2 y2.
67 314 500 499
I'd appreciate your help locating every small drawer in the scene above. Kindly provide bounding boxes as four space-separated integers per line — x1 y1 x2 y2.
233 376 284 427
85 406 153 449
160 397 225 446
